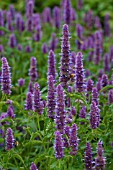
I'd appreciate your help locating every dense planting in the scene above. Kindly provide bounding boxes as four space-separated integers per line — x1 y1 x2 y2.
0 0 113 169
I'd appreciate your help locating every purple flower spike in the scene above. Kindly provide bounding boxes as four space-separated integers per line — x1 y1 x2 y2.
86 78 94 101
101 74 108 88
76 24 83 50
6 11 13 31
29 57 38 82
70 51 76 82
94 31 102 65
47 75 56 119
53 7 60 29
49 33 58 51
26 0 34 18
59 24 71 88
33 25 42 42
0 44 3 53
7 105 15 118
9 5 15 18
63 125 70 148
103 53 110 72
42 43 47 54
54 131 64 159
92 87 99 105
69 123 78 156
75 52 85 93
104 14 110 36
96 78 102 92
6 128 14 150
109 46 113 63
26 17 32 32
28 81 33 94
48 50 56 81
33 82 43 115
17 44 22 51
95 141 106 170
71 106 76 116
18 78 25 87
94 16 101 29
77 0 83 9
1 57 11 95
25 45 31 53
43 7 51 24
15 13 25 32
89 101 100 129
84 142 92 170
79 106 86 124
108 89 113 104
55 84 65 133
64 0 71 25
8 34 16 48
98 69 103 78
24 92 33 111
71 8 76 21
30 162 38 170
0 10 4 36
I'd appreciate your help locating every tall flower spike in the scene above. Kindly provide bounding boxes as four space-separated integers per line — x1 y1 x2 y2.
30 162 38 170
109 46 113 63
48 50 56 81
28 81 33 94
33 25 42 42
95 141 106 170
6 128 14 150
104 14 110 36
33 82 43 115
94 31 102 65
7 105 15 118
63 125 70 148
42 43 47 54
79 106 86 124
71 8 76 22
69 123 78 156
26 17 32 32
86 78 94 101
29 57 38 82
26 0 34 18
75 52 85 93
1 57 11 95
49 33 58 51
101 74 108 88
108 89 113 104
92 87 99 105
43 7 51 23
103 53 110 72
54 131 64 159
64 0 71 25
96 78 102 92
59 24 71 88
6 11 13 31
8 34 16 48
76 24 83 50
89 101 100 129
47 75 56 119
53 6 60 29
24 92 33 110
70 51 76 82
0 10 4 36
84 142 92 170
55 84 65 133
77 0 83 9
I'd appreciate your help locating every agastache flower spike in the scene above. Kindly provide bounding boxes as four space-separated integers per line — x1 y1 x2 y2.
25 45 31 53
8 34 17 48
71 8 76 22
18 78 25 87
79 106 86 124
1 57 11 95
70 51 76 82
92 87 99 105
48 50 56 81
109 46 113 63
69 123 78 156
33 25 42 42
42 43 47 54
29 57 38 82
77 0 83 9
49 33 58 51
63 125 70 148
33 82 43 115
6 128 14 150
30 162 38 170
26 0 34 18
108 89 113 104
53 7 60 29
6 11 13 31
75 52 85 93
9 5 15 18
76 24 83 50
26 17 32 32
47 75 56 119
95 141 106 170
103 53 110 72
64 0 71 25
28 81 33 93
59 24 71 88
89 101 100 129
96 78 102 92
54 131 64 159
101 74 108 88
43 7 51 24
55 84 65 133
0 10 4 36
24 92 33 110
104 14 110 36
94 31 102 65
84 142 92 170
7 105 15 118
86 78 94 101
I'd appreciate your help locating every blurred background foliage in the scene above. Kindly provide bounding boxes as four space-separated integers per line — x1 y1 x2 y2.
0 0 113 29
